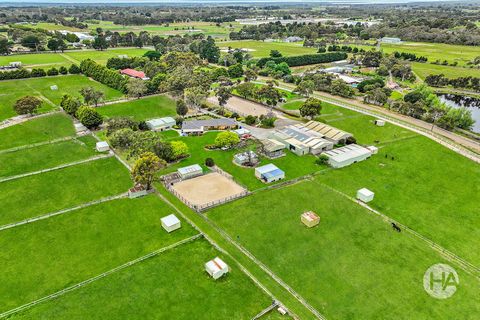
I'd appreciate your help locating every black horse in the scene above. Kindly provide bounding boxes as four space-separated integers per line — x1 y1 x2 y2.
392 222 401 232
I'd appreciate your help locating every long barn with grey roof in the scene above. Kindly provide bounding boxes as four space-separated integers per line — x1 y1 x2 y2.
181 118 238 135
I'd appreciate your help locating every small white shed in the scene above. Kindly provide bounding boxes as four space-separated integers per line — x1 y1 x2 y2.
50 85 58 91
96 141 110 152
177 164 203 180
255 163 285 183
205 257 229 280
161 214 181 233
145 117 176 131
374 119 385 126
357 188 374 203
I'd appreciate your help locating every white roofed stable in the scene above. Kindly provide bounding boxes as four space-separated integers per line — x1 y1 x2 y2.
255 163 285 183
271 125 334 156
302 121 353 144
161 214 181 232
357 188 374 203
177 164 203 180
145 117 176 131
322 144 374 168
96 141 110 152
205 257 229 280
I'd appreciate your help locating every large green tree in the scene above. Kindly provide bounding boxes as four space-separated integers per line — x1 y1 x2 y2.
76 106 103 129
299 97 322 119
80 87 105 106
14 96 42 115
131 152 166 190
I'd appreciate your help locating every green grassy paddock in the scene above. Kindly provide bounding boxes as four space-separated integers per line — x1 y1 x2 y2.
0 195 197 313
0 113 74 151
219 40 317 58
411 62 480 79
97 95 176 121
0 157 132 225
0 135 97 178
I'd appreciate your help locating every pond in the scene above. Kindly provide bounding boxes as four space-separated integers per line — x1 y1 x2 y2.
438 94 480 133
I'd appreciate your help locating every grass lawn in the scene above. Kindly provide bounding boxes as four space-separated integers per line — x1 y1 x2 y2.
220 40 318 58
411 62 480 79
206 180 480 319
0 157 132 225
0 53 71 69
0 113 74 151
97 95 176 121
64 48 150 65
0 195 198 313
280 99 304 110
157 132 322 191
0 75 123 121
0 135 97 178
9 238 273 320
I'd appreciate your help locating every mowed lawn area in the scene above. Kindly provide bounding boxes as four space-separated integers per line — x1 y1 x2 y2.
207 179 480 319
0 135 97 178
0 157 132 225
0 196 198 313
219 40 317 58
9 238 273 320
0 75 123 121
411 62 480 79
97 95 176 121
157 131 322 190
0 113 74 151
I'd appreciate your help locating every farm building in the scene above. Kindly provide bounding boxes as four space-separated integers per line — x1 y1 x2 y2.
205 257 229 280
234 151 259 166
271 125 334 156
337 74 364 87
9 61 22 68
260 139 285 159
255 164 285 183
284 36 303 42
145 117 176 131
181 119 237 135
128 184 148 199
95 141 109 152
321 144 374 168
374 119 385 126
177 164 203 180
380 37 402 43
301 211 320 228
302 121 353 144
357 188 375 203
161 214 181 233
120 68 150 80
322 66 353 74
233 128 251 138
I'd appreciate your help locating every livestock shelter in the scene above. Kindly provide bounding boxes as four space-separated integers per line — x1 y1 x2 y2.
181 119 237 135
357 188 375 203
374 119 386 126
255 164 285 183
271 125 334 156
234 151 259 166
120 68 150 80
205 257 229 280
260 139 285 159
302 121 353 144
301 211 320 228
161 214 181 233
145 117 176 131
321 144 374 168
177 164 203 180
95 141 110 152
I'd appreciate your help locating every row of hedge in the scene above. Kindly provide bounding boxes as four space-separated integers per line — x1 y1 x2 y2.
79 59 128 93
256 52 348 68
0 64 81 81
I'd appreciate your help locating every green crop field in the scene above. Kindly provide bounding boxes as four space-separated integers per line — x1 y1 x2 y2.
206 179 480 319
97 95 176 121
219 40 317 58
9 238 272 320
0 135 97 178
0 113 74 151
0 195 197 313
0 157 132 225
0 75 123 121
411 62 480 79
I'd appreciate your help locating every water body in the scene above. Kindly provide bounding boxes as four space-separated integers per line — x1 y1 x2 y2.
438 94 480 133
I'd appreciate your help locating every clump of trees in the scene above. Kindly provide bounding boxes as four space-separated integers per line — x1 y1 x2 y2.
425 74 480 92
256 52 348 68
131 152 166 190
80 59 128 92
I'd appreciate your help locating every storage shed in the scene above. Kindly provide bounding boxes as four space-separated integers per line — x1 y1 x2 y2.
205 257 229 280
260 139 285 159
234 151 259 166
95 141 110 152
145 117 176 131
357 188 374 203
177 164 203 180
374 119 385 126
161 214 181 233
301 211 320 228
321 144 374 168
50 85 58 90
255 164 285 183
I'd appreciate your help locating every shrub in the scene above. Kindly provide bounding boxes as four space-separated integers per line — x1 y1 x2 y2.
14 96 42 115
315 154 329 165
60 95 81 116
76 105 103 129
59 66 68 75
47 68 59 76
205 157 215 167
245 115 257 125
68 64 81 74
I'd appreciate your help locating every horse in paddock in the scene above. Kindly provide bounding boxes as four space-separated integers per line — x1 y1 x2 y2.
391 222 401 232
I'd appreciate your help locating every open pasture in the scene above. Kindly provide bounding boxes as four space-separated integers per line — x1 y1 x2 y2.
8 238 273 320
97 95 176 121
0 195 197 314
206 178 480 319
219 40 317 58
411 62 480 79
